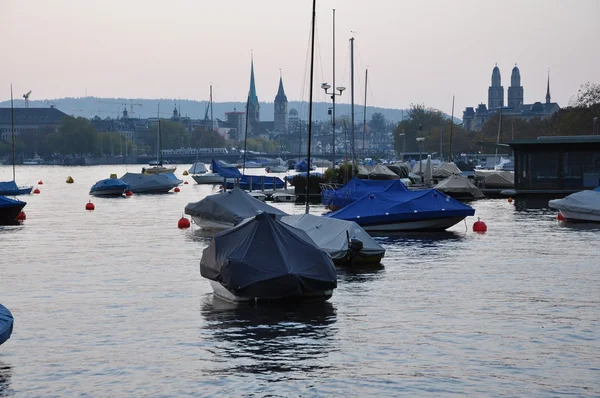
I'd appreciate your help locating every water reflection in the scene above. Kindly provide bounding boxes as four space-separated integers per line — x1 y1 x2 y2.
0 361 12 397
372 230 466 245
200 296 337 376
513 197 552 211
558 221 600 231
336 264 385 284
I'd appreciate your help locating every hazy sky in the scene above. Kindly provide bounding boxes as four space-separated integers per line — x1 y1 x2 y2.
1 0 599 117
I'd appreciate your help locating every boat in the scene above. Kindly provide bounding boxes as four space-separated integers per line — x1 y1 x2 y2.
295 159 316 172
473 169 514 189
23 153 43 165
199 212 337 303
223 174 286 191
191 173 226 184
0 87 33 196
272 192 297 202
119 172 181 194
280 213 385 266
143 119 177 174
548 187 600 222
326 189 475 232
193 159 242 185
434 175 485 200
0 195 26 225
188 162 208 174
265 165 288 173
0 303 13 346
248 192 266 202
184 187 288 230
321 177 409 210
357 164 400 180
89 177 129 196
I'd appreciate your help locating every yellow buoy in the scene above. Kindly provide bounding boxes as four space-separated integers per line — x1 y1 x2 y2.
110 173 118 179
183 170 189 176
66 176 74 184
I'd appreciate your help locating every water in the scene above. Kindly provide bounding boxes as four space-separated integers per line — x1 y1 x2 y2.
0 165 598 397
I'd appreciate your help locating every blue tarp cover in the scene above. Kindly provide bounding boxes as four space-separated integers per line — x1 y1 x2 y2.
225 175 285 190
326 189 475 225
322 177 408 209
0 180 31 195
0 303 13 346
89 178 129 193
200 212 337 299
211 159 242 179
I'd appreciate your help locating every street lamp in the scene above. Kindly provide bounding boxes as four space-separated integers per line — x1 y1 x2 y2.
416 136 425 183
321 82 345 167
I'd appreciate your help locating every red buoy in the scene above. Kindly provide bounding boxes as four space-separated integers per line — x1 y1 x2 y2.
38 180 43 185
174 187 181 192
184 181 189 184
178 216 190 229
557 212 565 221
33 188 40 194
507 197 513 203
125 190 133 197
473 217 487 233
85 201 95 211
16 211 26 221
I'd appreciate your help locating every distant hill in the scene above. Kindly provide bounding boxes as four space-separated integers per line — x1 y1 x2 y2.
0 97 422 123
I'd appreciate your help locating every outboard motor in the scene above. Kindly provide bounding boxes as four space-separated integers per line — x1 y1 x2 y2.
349 238 364 253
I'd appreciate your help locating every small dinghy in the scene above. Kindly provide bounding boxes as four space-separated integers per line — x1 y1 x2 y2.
0 303 13 346
89 178 129 196
200 212 337 303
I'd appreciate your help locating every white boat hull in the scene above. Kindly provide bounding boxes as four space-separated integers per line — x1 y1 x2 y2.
191 216 235 231
272 193 297 202
209 280 334 303
192 174 225 184
360 216 466 232
248 192 266 201
558 209 600 223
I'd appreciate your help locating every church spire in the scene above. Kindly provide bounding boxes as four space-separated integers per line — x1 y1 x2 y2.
249 54 258 102
246 54 260 125
545 70 551 104
275 72 287 102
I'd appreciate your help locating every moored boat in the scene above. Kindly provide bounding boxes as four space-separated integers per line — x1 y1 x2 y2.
89 178 130 196
120 172 181 194
0 180 32 196
0 195 26 225
200 212 337 303
548 187 600 222
0 303 14 346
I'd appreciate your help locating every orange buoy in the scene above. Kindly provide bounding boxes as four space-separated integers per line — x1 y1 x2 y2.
33 188 40 194
178 216 190 229
16 211 26 221
557 212 565 221
38 180 43 185
125 190 133 197
184 181 189 184
174 187 181 192
507 197 513 203
473 217 487 233
85 201 95 211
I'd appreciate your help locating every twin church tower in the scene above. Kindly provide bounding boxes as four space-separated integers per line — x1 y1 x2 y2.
246 58 289 134
488 64 525 110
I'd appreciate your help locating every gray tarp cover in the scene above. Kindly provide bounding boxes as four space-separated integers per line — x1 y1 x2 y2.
549 190 600 216
357 164 399 179
435 175 485 199
120 172 182 193
200 212 337 298
281 214 385 260
185 188 288 226
432 162 463 178
473 170 514 188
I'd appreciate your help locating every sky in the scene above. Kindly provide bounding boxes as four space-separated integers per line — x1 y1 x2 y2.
1 0 599 118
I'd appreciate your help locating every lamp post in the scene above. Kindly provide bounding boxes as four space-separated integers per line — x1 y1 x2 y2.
398 133 405 161
416 136 425 183
321 83 345 167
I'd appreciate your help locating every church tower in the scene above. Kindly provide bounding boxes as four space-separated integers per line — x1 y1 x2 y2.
488 64 504 110
507 64 524 109
545 71 551 104
246 57 260 129
274 74 288 133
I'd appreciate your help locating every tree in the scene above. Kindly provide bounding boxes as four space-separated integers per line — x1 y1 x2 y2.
569 82 600 108
56 116 97 156
148 120 188 153
368 112 387 133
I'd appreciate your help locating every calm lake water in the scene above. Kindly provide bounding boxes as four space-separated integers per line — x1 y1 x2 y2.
0 165 598 397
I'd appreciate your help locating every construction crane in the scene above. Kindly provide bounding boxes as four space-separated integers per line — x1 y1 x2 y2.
23 90 32 108
129 101 142 118
97 100 142 118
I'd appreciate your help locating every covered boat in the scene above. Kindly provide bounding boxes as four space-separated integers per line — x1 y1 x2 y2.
119 172 182 194
281 214 385 265
0 195 26 225
189 162 208 174
473 170 514 189
184 188 288 230
357 164 399 180
326 189 475 232
548 187 600 222
200 212 337 303
0 303 13 346
321 177 409 210
0 180 32 196
434 175 485 200
89 178 129 196
224 175 285 190
432 162 463 179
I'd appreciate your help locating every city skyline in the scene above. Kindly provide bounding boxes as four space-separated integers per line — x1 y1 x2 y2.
1 0 599 117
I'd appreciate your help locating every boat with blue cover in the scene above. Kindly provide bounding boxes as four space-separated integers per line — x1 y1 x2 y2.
321 177 409 210
89 178 130 196
119 172 182 194
0 180 32 196
0 303 14 346
326 189 475 232
0 195 26 225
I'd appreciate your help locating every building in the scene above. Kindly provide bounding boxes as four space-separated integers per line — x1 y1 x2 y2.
463 65 560 132
224 110 246 143
246 57 260 133
274 75 288 133
508 135 600 195
0 107 69 140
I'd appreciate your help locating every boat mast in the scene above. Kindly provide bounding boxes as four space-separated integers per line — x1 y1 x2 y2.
305 0 316 215
448 95 454 162
350 36 355 175
10 85 15 181
158 119 163 166
362 68 368 160
242 95 250 175
210 85 214 158
331 9 336 168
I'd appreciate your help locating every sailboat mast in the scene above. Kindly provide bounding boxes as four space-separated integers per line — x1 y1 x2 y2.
305 0 316 215
331 8 336 167
350 37 355 174
448 95 454 162
10 85 15 181
210 85 214 158
242 95 250 175
363 68 368 160
158 119 163 166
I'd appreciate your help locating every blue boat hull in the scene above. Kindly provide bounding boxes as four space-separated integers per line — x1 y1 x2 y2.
0 303 13 346
0 196 26 225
